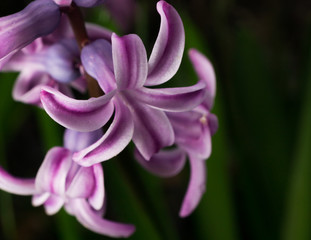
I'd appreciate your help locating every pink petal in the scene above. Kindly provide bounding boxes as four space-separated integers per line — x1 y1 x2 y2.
0 166 36 195
65 163 104 210
81 39 116 93
179 154 206 217
35 147 72 196
135 148 186 177
0 0 60 61
64 129 102 152
112 33 148 90
32 192 50 206
178 121 212 160
44 195 64 215
88 164 105 210
13 71 51 106
128 81 206 112
73 98 134 166
208 113 219 136
167 111 202 140
146 1 185 86
189 49 216 98
72 199 135 237
66 167 95 199
86 23 112 42
125 96 174 160
40 86 115 132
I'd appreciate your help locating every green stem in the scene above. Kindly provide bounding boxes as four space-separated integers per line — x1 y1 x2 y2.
62 3 103 98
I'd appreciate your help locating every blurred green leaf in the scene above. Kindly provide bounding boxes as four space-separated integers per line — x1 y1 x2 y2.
232 26 291 239
282 28 311 240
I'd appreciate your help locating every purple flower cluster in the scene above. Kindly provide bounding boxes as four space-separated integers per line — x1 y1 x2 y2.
0 0 218 237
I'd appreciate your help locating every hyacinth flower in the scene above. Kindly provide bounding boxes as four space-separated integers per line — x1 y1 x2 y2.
1 15 113 106
3 37 84 106
135 49 218 217
40 1 207 167
0 129 135 238
0 0 106 68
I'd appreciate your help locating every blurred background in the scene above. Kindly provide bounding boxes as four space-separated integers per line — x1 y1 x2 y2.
1 0 311 239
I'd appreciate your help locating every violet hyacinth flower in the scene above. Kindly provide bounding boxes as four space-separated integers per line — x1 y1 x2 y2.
0 129 135 238
1 17 113 106
3 37 84 106
0 0 106 68
40 1 207 166
135 49 218 217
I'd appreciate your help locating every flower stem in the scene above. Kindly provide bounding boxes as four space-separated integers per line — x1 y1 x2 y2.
62 3 103 98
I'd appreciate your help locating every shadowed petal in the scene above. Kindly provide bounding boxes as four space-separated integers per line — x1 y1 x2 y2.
178 122 212 160
135 148 186 177
81 39 116 93
189 49 216 106
65 162 104 210
86 23 112 42
128 82 206 112
72 199 135 237
146 1 185 86
0 0 60 61
88 164 105 210
125 96 174 160
112 33 148 90
64 129 103 152
35 147 72 196
0 166 36 195
179 154 206 217
209 113 219 136
44 39 80 83
40 86 115 132
13 71 51 106
167 111 202 140
73 98 134 166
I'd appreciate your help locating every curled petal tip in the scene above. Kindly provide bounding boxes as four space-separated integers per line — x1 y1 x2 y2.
73 199 136 237
40 87 115 132
146 0 185 86
188 49 216 98
179 156 206 217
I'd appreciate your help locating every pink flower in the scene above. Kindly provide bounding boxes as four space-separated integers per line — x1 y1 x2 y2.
135 49 218 217
0 129 135 238
40 1 206 166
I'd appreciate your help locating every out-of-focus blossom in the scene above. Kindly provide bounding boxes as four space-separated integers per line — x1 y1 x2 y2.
40 1 206 167
0 0 61 67
0 0 107 68
135 49 218 218
0 129 135 238
2 17 112 106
